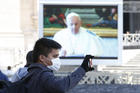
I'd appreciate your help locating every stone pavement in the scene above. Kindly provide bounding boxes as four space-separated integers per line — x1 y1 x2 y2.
67 84 140 93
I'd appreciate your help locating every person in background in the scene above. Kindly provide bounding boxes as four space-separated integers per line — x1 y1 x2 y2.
11 51 33 82
53 12 103 57
0 70 9 81
5 66 14 81
24 38 94 93
86 8 117 29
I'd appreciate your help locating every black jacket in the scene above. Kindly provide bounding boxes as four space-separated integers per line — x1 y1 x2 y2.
26 63 86 93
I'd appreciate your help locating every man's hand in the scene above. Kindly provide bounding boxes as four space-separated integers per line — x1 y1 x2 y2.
81 55 94 72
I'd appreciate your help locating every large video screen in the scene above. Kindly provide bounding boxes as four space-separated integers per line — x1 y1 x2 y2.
39 0 123 65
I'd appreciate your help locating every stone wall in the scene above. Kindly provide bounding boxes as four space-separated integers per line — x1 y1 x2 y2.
0 0 39 70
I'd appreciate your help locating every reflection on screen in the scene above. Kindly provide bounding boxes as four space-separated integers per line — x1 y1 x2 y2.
43 5 118 58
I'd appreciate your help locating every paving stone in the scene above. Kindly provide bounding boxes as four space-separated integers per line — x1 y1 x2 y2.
67 84 140 93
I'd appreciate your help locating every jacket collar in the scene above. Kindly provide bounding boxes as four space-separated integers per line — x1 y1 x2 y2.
28 63 53 72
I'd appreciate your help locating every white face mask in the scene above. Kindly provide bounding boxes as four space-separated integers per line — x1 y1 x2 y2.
48 58 61 71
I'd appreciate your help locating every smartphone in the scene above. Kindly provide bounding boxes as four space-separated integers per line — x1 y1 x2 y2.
88 58 93 68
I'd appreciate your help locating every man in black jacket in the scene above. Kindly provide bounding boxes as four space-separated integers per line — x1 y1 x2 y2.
26 38 94 93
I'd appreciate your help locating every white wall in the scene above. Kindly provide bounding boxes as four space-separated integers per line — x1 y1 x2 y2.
0 0 25 69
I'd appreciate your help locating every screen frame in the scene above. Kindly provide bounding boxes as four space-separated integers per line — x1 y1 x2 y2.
38 0 123 65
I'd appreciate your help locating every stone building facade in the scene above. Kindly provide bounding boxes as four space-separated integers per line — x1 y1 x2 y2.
0 0 38 69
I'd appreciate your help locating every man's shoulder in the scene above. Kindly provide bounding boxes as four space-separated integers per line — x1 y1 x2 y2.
28 63 52 72
0 70 8 80
16 67 28 76
0 71 6 76
55 28 68 35
28 63 53 79
80 27 97 37
53 28 70 39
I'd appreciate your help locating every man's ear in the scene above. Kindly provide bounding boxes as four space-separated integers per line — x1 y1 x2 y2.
39 55 45 62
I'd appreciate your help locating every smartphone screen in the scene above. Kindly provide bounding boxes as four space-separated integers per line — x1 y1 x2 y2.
89 58 93 68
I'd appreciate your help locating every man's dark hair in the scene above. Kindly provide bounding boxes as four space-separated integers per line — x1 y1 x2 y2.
33 38 62 63
25 51 33 67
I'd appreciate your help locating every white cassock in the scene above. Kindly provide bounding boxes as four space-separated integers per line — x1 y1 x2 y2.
53 27 103 56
